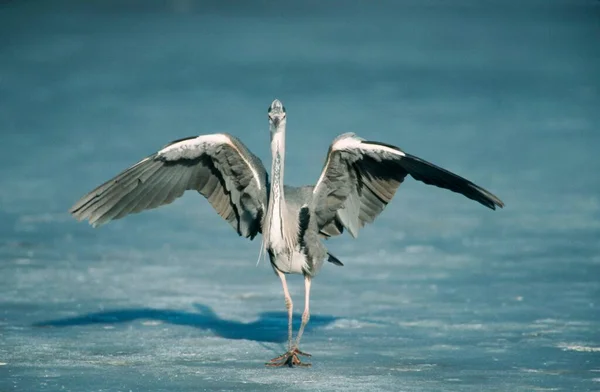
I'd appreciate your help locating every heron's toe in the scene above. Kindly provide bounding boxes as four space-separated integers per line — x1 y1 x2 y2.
265 350 311 368
291 347 311 357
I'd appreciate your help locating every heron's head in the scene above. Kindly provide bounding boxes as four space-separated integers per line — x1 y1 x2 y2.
268 99 286 131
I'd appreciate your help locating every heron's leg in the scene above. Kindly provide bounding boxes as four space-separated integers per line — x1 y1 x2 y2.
266 271 311 367
293 275 312 353
276 269 293 350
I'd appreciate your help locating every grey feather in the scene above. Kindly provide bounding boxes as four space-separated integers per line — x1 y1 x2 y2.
70 134 268 239
311 133 503 240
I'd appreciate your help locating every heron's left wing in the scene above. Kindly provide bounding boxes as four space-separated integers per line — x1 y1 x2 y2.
312 133 504 238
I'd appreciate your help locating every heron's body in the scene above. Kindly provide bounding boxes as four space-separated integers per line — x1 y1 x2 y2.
264 185 326 276
70 99 504 367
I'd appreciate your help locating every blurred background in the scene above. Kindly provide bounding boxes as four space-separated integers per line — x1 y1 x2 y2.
1 0 599 391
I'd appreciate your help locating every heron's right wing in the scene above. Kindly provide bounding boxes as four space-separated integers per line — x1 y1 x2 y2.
312 133 503 239
70 133 268 240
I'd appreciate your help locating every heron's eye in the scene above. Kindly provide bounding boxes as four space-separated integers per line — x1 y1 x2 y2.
268 106 272 113
282 106 286 113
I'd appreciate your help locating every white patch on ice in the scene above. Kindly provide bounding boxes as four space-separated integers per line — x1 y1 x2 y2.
389 364 436 372
430 344 461 351
142 320 162 326
323 318 380 330
235 292 262 299
557 343 600 352
398 319 486 330
517 368 555 374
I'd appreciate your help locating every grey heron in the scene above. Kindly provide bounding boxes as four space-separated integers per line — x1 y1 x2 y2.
70 99 504 367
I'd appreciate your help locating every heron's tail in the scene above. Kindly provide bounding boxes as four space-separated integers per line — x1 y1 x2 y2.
327 252 344 267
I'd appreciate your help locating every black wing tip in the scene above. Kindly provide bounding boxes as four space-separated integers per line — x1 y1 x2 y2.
492 198 505 210
403 153 505 211
481 195 504 211
485 197 504 210
469 184 505 210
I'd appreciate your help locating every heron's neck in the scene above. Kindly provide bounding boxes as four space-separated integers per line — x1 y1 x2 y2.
266 128 291 251
269 129 286 211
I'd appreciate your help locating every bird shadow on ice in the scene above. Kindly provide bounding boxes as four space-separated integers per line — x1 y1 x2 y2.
33 303 339 343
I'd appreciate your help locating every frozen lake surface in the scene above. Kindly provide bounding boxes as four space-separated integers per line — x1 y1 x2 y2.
1 1 599 391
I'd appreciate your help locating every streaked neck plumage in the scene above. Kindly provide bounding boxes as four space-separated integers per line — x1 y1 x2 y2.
270 126 286 211
265 121 294 253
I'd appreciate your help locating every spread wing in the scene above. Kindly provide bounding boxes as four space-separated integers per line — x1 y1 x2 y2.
70 133 268 239
312 133 504 238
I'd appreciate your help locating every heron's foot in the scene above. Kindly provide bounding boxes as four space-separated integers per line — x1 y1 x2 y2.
265 347 311 368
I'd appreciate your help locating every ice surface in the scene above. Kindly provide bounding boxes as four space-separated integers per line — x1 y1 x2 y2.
1 0 599 391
